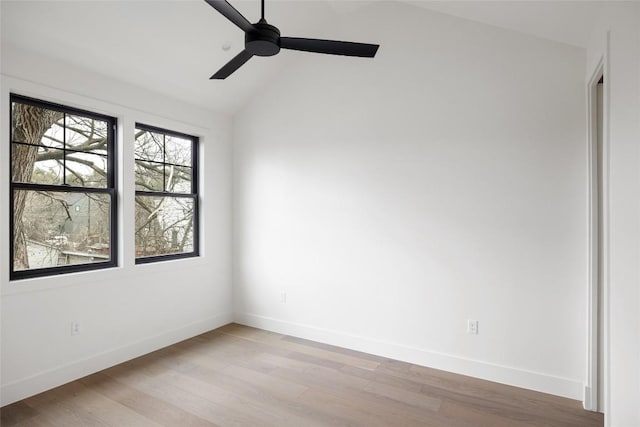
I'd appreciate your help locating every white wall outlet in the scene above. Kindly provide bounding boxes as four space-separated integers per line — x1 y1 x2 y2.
71 321 81 336
467 319 479 335
279 292 287 304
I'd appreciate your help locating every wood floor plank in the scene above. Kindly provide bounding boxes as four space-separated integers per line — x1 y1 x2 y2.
280 357 441 412
78 372 218 427
439 399 537 427
103 358 285 427
12 415 57 427
297 388 422 427
281 335 388 363
217 324 381 370
0 401 39 426
152 348 356 426
1 323 604 427
409 362 581 409
376 358 603 427
163 342 309 399
270 362 443 424
238 351 448 426
23 381 161 427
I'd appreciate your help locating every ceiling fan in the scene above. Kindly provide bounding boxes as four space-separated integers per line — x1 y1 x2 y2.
205 0 380 79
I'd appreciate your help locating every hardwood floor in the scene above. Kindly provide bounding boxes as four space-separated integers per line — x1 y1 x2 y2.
1 324 603 427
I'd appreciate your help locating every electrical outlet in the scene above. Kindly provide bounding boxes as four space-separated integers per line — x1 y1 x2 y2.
279 292 287 304
71 321 81 336
467 319 478 335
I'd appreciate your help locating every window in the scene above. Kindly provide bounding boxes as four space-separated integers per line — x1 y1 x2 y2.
10 94 117 280
134 124 199 262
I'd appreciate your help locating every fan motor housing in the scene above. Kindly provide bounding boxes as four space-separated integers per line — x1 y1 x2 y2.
246 21 281 56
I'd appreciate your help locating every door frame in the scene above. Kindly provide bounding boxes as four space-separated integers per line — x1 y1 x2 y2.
584 56 608 413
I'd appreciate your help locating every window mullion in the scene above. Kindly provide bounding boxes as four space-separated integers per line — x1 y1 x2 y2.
63 113 67 185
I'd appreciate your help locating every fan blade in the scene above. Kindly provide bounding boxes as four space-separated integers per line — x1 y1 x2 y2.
210 50 253 79
280 37 379 58
204 0 254 33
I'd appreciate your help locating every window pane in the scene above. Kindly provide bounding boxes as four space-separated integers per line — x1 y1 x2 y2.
66 152 108 188
165 165 192 193
134 129 164 162
65 115 108 151
135 161 164 191
165 135 192 166
13 190 112 271
135 196 194 258
11 102 64 147
43 123 65 148
12 145 64 185
33 148 65 185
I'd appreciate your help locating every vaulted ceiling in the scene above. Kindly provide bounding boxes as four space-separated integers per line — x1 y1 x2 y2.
1 1 603 114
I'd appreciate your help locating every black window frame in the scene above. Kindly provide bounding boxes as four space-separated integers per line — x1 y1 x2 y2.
9 94 118 280
134 123 199 264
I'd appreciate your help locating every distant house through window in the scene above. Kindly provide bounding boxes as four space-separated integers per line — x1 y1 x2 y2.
10 94 117 280
134 124 199 263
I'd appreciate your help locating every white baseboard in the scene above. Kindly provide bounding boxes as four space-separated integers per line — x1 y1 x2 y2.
234 312 583 401
1 312 233 406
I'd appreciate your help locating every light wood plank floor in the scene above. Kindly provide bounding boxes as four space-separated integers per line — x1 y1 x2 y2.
1 323 603 427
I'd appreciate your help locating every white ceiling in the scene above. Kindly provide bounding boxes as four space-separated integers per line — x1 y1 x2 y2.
408 1 603 49
1 0 603 114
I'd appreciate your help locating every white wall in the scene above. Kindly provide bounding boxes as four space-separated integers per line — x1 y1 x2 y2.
6 2 638 421
233 2 588 399
585 3 640 426
0 45 233 405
